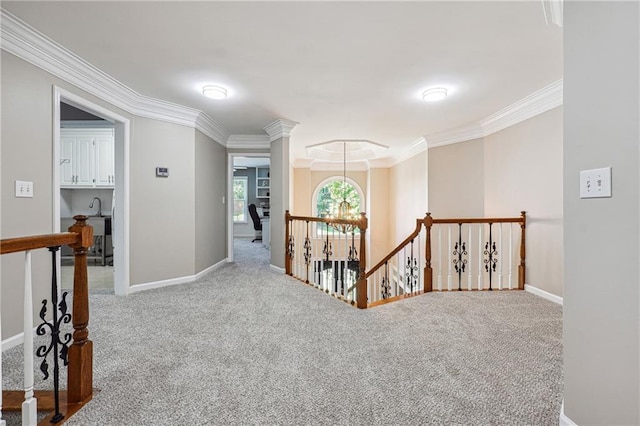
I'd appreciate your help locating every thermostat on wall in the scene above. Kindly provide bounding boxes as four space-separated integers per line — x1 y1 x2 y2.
156 167 169 177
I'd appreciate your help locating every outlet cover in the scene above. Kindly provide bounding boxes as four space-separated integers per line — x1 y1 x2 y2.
15 180 34 198
580 167 611 198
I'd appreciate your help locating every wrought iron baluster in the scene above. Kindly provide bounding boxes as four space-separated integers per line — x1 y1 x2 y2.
381 262 391 299
452 223 468 291
483 223 498 290
405 239 419 293
36 246 72 424
303 223 311 275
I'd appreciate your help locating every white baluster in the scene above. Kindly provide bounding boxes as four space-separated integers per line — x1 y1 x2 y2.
437 226 442 291
498 223 503 290
478 224 483 290
509 224 513 290
447 225 452 291
23 251 37 425
467 224 473 291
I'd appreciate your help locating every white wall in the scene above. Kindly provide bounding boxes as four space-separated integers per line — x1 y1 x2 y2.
389 151 428 246
563 2 639 424
484 107 563 297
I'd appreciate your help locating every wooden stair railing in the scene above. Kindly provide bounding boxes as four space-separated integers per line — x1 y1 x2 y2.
285 211 368 308
1 215 94 425
285 211 526 309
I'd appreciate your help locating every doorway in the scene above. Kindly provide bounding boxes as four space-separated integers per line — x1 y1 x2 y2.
53 86 130 295
227 153 270 262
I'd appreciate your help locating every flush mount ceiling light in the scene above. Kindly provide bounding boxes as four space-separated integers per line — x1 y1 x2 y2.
422 87 448 102
202 85 228 100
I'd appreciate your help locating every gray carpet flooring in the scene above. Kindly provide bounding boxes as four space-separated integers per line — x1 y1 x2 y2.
2 238 563 425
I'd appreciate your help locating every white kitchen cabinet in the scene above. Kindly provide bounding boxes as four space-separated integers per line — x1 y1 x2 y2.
60 128 114 188
94 134 115 186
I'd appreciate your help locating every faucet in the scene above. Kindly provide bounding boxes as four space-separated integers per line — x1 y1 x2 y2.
89 197 102 216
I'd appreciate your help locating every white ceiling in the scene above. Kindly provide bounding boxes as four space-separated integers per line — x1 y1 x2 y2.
3 1 562 163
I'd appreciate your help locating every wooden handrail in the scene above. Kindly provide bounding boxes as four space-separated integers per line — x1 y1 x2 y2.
365 216 426 279
432 217 524 224
286 213 365 227
0 215 94 423
0 233 78 255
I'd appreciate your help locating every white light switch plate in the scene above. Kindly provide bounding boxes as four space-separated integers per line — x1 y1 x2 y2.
15 180 34 198
580 167 611 198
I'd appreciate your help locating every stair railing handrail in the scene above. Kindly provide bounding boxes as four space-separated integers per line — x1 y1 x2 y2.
426 211 527 290
0 215 94 424
364 216 427 279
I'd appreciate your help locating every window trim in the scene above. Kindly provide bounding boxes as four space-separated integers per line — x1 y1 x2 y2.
233 176 249 224
311 176 365 218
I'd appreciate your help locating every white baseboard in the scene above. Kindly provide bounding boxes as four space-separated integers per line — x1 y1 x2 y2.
559 401 578 426
525 284 563 305
270 264 285 274
195 258 227 280
1 326 38 352
130 257 227 294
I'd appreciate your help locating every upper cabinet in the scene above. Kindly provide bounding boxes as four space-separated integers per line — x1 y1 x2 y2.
256 166 270 199
60 128 115 188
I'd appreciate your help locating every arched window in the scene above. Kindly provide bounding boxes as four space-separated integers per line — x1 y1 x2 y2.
312 177 364 219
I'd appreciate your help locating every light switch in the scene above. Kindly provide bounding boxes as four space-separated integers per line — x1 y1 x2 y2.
15 180 34 198
580 167 611 198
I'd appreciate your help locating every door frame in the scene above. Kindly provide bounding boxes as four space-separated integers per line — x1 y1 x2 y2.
227 152 270 262
52 86 130 296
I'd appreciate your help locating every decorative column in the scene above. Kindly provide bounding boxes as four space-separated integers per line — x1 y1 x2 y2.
264 119 299 270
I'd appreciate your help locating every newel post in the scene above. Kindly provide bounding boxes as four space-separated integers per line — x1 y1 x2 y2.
424 213 433 293
285 211 292 276
356 213 368 309
67 215 94 404
518 211 526 290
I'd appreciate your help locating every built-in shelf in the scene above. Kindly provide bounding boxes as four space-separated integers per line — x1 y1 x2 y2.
256 166 270 199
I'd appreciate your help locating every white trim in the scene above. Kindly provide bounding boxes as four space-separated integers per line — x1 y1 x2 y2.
394 137 429 164
227 134 271 149
525 284 563 305
426 123 485 149
270 264 285 274
311 176 366 217
479 80 563 136
61 120 114 128
263 119 299 142
129 258 227 294
1 326 37 352
53 86 131 297
559 401 578 426
309 160 369 172
195 258 228 280
227 153 271 261
1 9 226 140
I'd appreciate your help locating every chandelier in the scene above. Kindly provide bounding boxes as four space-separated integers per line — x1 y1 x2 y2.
332 141 358 233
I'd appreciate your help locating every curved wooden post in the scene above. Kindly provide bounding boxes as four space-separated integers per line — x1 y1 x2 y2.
356 213 368 309
67 215 94 404
285 210 292 276
518 211 526 290
424 213 433 293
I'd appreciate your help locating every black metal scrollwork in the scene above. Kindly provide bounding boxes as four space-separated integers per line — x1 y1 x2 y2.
36 246 71 424
452 223 468 291
303 237 312 266
405 239 419 293
483 224 498 290
287 235 295 259
381 262 391 300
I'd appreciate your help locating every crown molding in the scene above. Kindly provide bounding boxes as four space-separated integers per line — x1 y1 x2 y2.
426 123 485 149
309 160 369 172
392 137 428 165
1 9 227 141
226 134 271 149
479 79 563 137
195 112 227 146
263 119 299 142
